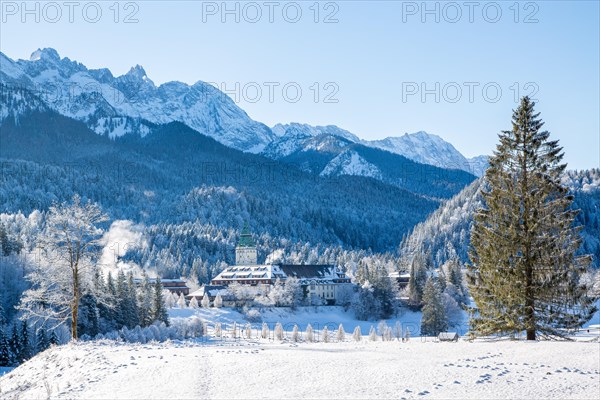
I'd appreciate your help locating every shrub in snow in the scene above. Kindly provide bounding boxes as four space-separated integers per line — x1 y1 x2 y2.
353 326 362 342
292 325 300 342
176 294 187 309
201 295 210 308
244 308 262 323
95 321 191 344
165 292 177 309
377 321 389 340
305 324 314 342
384 327 393 341
261 322 269 339
393 321 402 341
336 324 345 342
274 322 284 341
322 326 329 343
214 322 222 338
214 293 223 308
369 326 377 341
189 297 199 309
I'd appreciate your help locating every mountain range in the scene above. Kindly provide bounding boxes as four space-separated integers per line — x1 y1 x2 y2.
0 48 487 176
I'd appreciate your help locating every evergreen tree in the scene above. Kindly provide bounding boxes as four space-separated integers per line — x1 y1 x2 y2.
9 324 20 364
126 272 140 328
336 324 345 342
274 322 284 340
201 294 210 308
189 296 199 309
0 304 6 327
214 293 223 308
20 322 31 362
420 277 448 336
321 326 329 343
468 97 597 340
291 324 300 342
78 293 100 337
137 272 153 327
305 324 314 342
49 330 59 346
368 325 377 341
352 326 362 342
152 277 169 326
261 322 269 339
37 327 50 353
0 329 10 366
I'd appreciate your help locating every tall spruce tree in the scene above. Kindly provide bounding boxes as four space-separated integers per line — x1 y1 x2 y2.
152 277 169 326
420 277 448 336
468 97 597 340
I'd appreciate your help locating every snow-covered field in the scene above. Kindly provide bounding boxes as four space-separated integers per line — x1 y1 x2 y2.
2 307 599 399
1 337 599 399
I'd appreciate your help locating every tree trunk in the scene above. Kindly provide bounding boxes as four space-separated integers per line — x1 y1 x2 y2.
72 266 79 341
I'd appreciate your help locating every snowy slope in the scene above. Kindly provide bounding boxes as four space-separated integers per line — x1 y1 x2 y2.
321 150 382 179
0 49 274 151
365 131 485 176
2 337 598 399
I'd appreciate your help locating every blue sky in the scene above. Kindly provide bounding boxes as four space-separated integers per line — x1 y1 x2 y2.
1 1 598 169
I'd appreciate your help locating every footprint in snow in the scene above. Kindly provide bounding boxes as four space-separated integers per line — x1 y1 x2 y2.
417 390 430 396
453 381 461 385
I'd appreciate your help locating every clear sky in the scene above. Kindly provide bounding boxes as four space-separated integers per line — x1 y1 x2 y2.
1 1 598 169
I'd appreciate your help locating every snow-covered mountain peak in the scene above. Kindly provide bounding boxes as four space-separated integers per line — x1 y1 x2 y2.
125 64 150 81
29 48 60 62
1 49 275 151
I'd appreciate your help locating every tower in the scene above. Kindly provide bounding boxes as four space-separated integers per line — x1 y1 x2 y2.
235 222 257 265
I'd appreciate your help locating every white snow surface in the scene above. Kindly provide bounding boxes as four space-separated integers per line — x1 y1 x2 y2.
2 335 598 399
3 306 598 399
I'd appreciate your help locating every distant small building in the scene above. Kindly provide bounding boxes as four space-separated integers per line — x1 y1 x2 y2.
134 278 190 296
389 271 410 290
187 285 234 306
438 332 459 342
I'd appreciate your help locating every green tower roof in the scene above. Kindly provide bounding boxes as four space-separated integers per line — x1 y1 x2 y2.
237 222 256 248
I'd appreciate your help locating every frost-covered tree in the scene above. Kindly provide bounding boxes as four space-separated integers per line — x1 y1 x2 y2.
368 325 377 341
201 294 210 308
231 321 238 338
468 97 597 340
393 321 402 341
214 293 223 308
19 195 108 340
420 277 448 336
352 326 362 342
137 272 154 327
176 293 187 309
261 322 269 339
336 324 345 342
189 296 199 309
321 326 329 343
274 322 284 340
305 324 314 342
352 283 382 321
377 321 389 340
214 322 222 338
244 323 252 339
291 324 300 342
